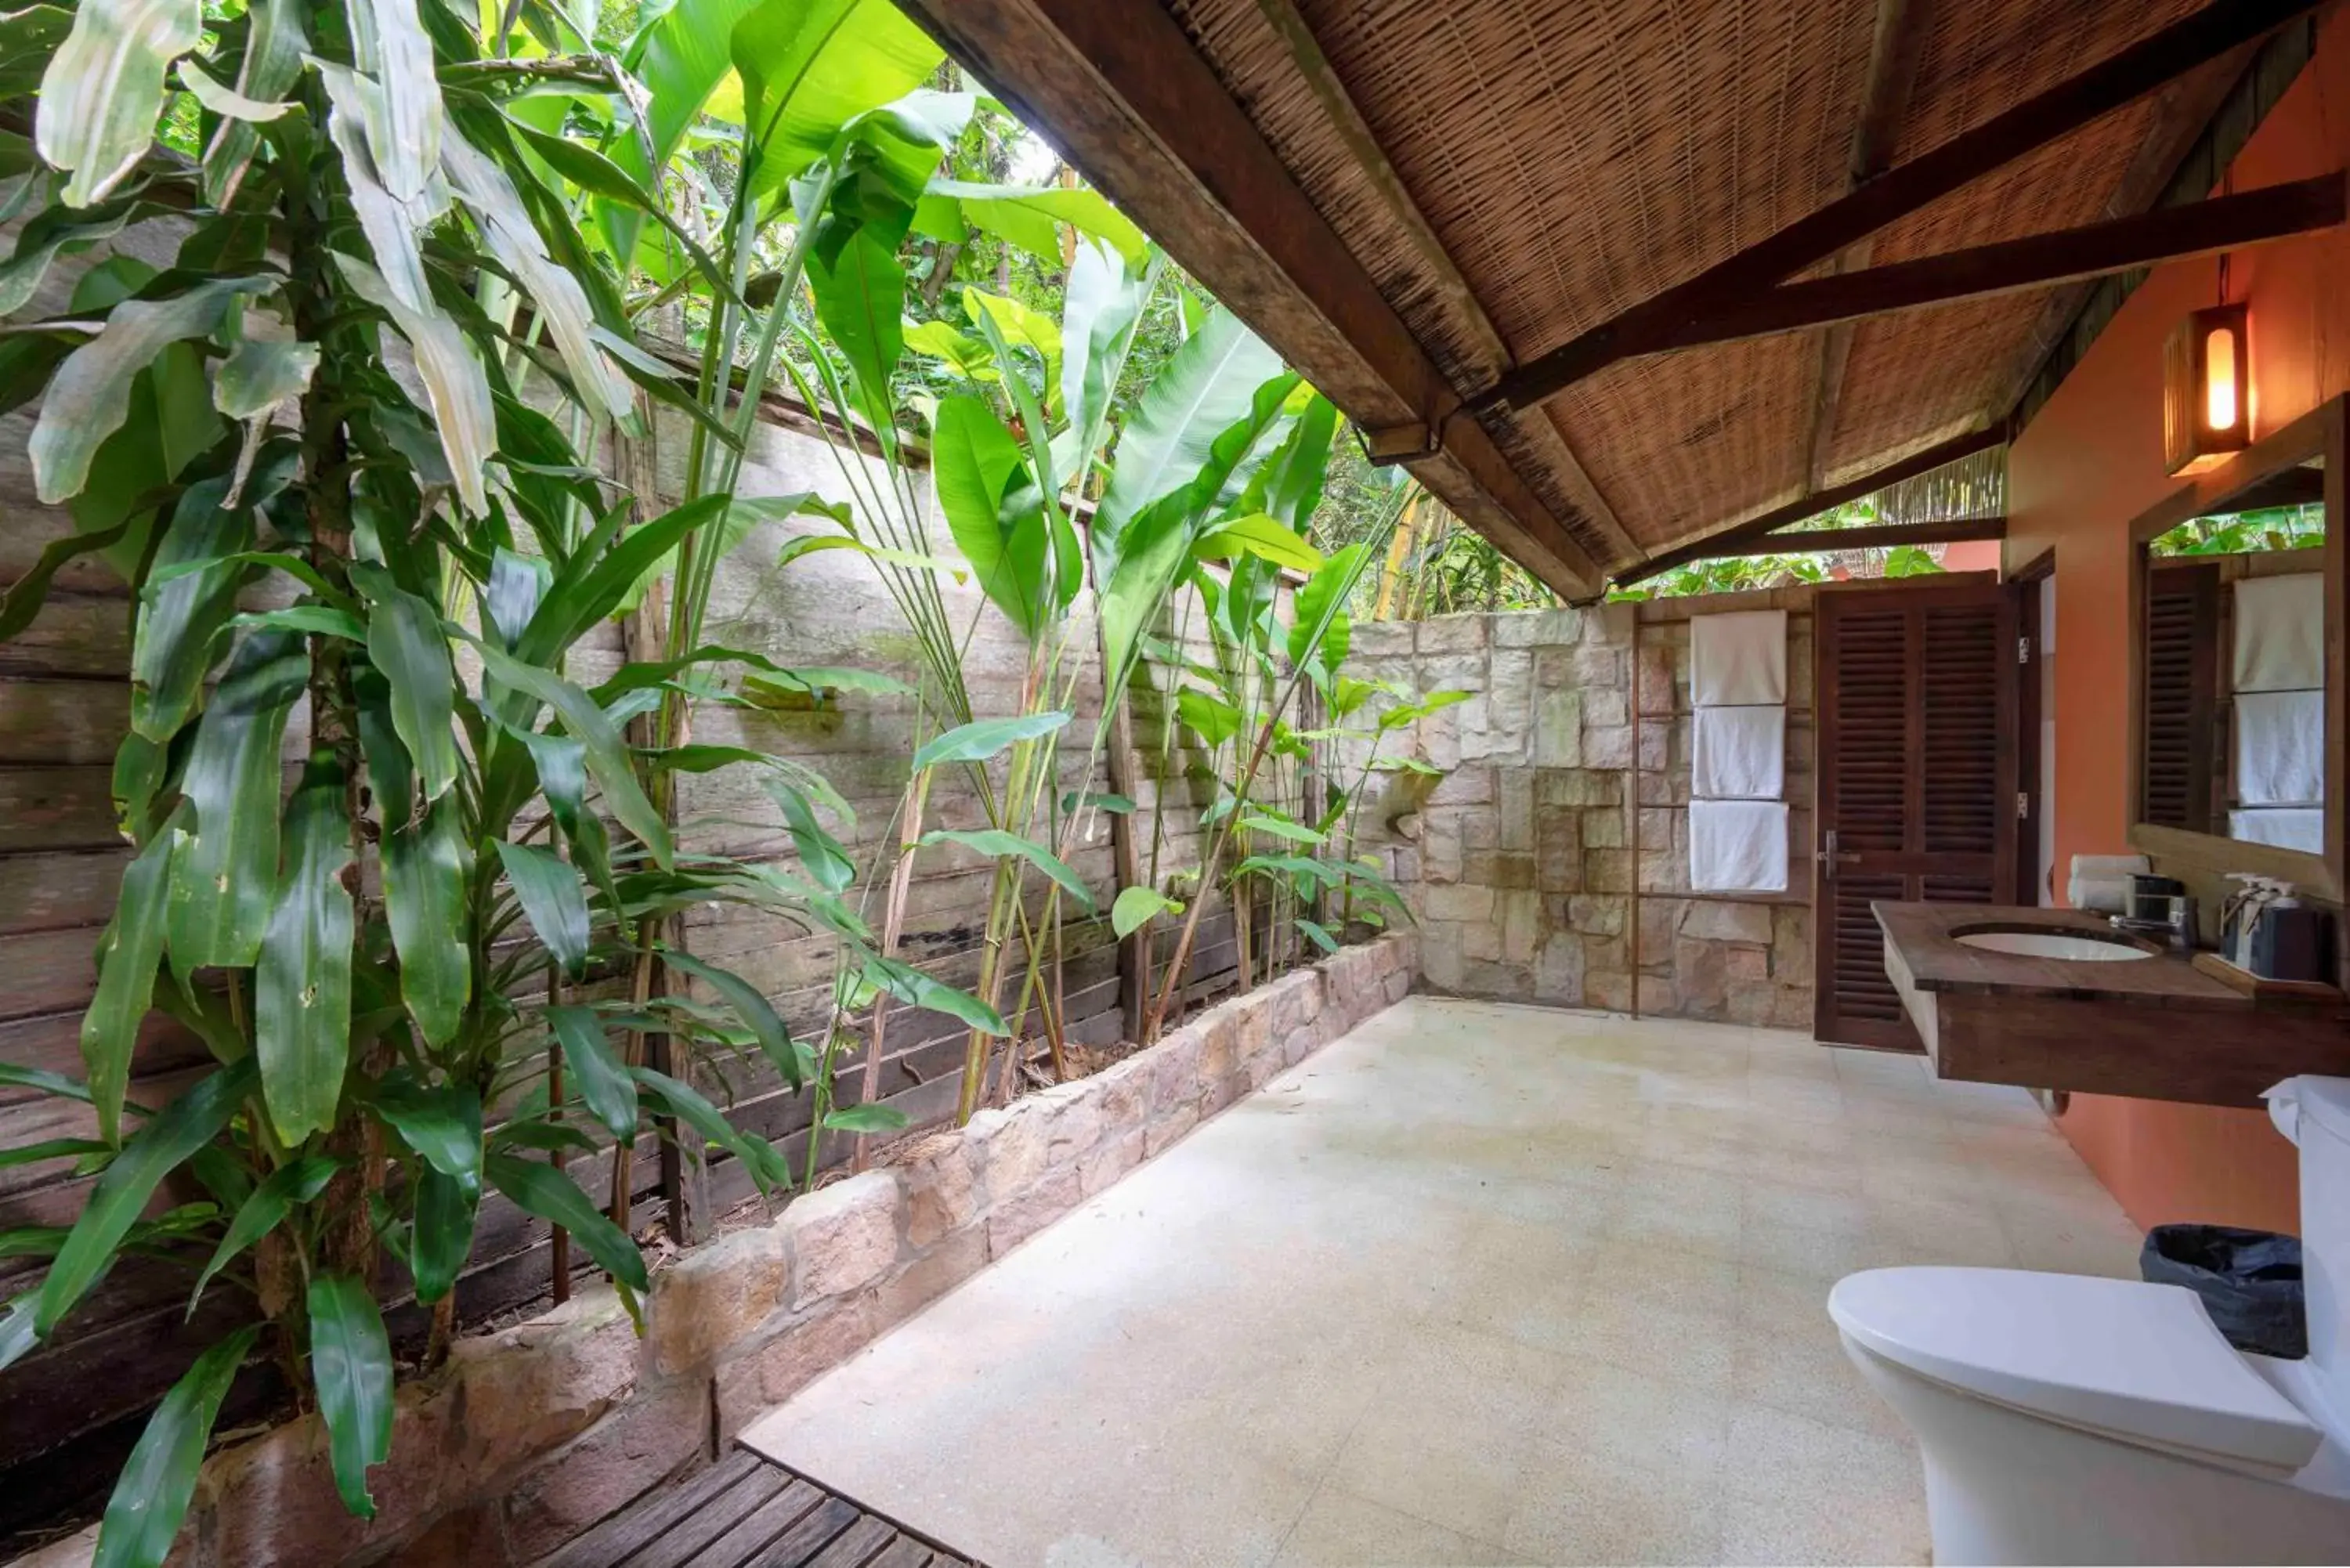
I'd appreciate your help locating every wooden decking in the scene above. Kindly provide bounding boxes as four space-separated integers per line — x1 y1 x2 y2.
538 1447 981 1568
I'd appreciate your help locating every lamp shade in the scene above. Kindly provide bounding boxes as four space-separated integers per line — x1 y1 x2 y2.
2164 302 2251 475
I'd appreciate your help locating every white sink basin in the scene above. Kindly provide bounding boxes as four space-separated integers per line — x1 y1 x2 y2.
1955 930 2154 962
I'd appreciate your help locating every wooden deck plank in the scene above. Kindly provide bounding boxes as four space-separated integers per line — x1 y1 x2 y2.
797 1514 898 1568
858 1541 933 1568
540 1451 771 1568
629 1471 805 1568
743 1494 860 1568
685 1479 829 1568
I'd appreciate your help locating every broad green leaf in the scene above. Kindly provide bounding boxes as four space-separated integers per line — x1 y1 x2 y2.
211 338 316 421
1111 884 1181 939
441 121 632 422
354 565 461 803
29 278 258 502
198 0 306 205
915 182 1148 273
255 764 356 1146
1247 392 1338 532
371 1076 483 1197
381 793 469 1046
186 1155 340 1316
918 828 1094 912
630 1067 791 1196
770 782 854 896
334 252 494 516
1240 813 1326 845
732 0 937 196
742 663 916 703
475 640 673 869
34 0 204 207
496 839 591 978
1176 689 1242 750
521 495 721 663
902 318 996 381
313 61 438 318
912 710 1071 771
0 1138 110 1169
822 1103 909 1135
1059 238 1154 472
1062 790 1136 815
38 1057 256 1337
230 605 366 641
661 950 797 1090
806 225 906 438
862 954 1008 1036
92 1325 258 1568
487 1151 649 1295
1295 916 1339 955
0 198 134 317
1289 542 1368 674
176 58 291 121
351 0 442 206
410 1165 475 1304
1194 512 1322 573
0 1061 108 1104
931 393 1040 635
544 1004 637 1141
0 6 74 100
614 492 831 615
308 1273 393 1519
166 629 305 970
80 822 175 1147
962 287 1061 406
1091 307 1281 562
484 547 551 649
599 0 764 257
0 1292 38 1375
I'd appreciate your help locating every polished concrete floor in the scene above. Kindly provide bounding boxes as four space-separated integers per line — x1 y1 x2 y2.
742 996 2145 1566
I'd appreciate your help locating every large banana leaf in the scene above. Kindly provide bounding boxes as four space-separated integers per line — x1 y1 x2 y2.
38 1057 257 1336
255 762 357 1146
79 819 175 1147
930 394 1042 637
1058 240 1155 472
165 628 305 970
805 223 905 439
307 1272 393 1519
732 0 936 197
915 182 1149 273
93 1325 258 1568
1090 307 1282 573
34 0 204 207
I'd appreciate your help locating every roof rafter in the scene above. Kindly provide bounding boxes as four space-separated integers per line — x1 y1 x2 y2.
1658 515 2008 568
1473 0 2324 417
1614 174 2345 359
1245 0 1647 573
1806 0 1936 490
891 0 1603 598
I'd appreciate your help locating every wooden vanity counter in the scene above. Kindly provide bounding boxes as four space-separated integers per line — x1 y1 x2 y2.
1874 902 2350 1107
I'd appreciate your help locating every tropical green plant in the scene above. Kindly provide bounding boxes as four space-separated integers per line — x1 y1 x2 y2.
0 2 1008 1561
2149 503 2325 557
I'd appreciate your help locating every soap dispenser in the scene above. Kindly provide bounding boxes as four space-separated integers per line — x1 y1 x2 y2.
2250 882 2333 983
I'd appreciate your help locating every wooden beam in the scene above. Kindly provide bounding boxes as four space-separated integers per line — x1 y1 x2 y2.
1615 426 2004 587
1622 174 2344 359
1247 0 1646 572
1672 515 2009 565
1475 0 2323 414
1808 0 1936 488
893 0 1602 598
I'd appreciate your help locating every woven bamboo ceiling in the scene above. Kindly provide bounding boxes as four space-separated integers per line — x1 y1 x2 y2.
898 0 2334 594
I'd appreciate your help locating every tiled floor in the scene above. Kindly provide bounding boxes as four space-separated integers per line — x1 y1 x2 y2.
742 997 2146 1567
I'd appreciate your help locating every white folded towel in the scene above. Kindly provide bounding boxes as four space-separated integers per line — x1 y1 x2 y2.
2234 689 2325 806
2069 854 2151 880
1692 705 1785 800
2232 573 2325 693
2068 876 2135 916
1693 609 1788 706
2230 807 2326 854
1690 800 1789 893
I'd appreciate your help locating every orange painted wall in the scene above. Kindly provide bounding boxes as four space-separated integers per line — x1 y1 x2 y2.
2003 15 2350 1236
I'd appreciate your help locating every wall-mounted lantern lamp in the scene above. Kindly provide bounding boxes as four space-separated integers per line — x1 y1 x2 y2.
2164 302 2251 475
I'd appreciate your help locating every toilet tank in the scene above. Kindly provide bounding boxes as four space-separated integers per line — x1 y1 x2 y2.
2272 1077 2350 1396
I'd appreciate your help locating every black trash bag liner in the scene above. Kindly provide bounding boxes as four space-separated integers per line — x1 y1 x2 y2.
2141 1223 2306 1359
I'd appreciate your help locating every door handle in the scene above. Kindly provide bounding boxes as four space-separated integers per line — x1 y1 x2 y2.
1816 827 1860 880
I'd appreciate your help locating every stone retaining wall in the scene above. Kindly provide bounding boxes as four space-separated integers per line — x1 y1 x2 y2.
12 934 1416 1568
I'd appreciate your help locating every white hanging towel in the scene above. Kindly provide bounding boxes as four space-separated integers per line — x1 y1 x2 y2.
1691 705 1786 800
1690 799 1789 893
1692 609 1788 706
2232 573 2325 693
2230 807 2326 854
2235 688 2325 806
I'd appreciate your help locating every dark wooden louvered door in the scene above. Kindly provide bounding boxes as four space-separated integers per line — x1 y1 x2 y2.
1814 583 2021 1049
2142 562 2221 833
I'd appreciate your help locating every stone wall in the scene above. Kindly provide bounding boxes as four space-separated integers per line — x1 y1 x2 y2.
1350 591 1817 1029
8 934 1416 1568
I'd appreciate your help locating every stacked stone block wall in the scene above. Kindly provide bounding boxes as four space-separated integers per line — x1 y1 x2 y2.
9 935 1416 1568
1350 590 1817 1029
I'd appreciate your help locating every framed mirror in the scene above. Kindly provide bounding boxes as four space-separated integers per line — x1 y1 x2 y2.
2128 395 2347 898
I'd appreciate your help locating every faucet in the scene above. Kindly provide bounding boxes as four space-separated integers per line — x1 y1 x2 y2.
2110 896 2197 953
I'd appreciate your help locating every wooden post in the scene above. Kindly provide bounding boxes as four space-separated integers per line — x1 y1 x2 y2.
1629 616 1642 1021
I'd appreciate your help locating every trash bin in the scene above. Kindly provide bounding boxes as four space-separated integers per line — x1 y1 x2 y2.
2141 1224 2306 1358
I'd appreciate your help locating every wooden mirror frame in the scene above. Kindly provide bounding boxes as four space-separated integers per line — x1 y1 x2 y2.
2126 394 2348 898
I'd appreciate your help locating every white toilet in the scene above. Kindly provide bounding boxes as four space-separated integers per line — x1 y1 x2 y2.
1830 1075 2350 1565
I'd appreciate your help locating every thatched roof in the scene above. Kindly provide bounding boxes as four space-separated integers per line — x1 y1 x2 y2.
898 0 2326 594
